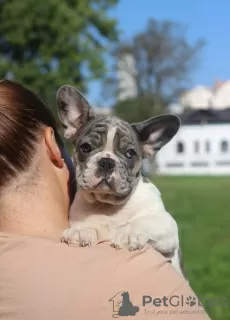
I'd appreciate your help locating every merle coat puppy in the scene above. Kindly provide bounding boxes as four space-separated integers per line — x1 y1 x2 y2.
56 85 185 277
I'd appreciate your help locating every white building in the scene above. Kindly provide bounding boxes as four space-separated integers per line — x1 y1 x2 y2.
156 108 230 175
154 80 230 175
179 80 230 110
212 81 230 108
180 85 213 109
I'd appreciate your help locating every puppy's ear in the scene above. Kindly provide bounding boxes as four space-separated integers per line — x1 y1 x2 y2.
56 85 95 141
132 115 180 158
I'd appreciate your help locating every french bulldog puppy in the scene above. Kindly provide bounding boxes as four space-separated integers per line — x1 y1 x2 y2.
56 85 186 277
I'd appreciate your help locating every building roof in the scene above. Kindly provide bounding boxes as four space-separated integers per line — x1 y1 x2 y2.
179 108 230 125
179 80 230 110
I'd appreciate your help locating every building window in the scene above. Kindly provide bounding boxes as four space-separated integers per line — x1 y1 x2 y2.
194 141 199 153
191 162 209 167
205 141 210 153
216 161 230 166
220 140 228 153
166 162 184 168
176 142 184 153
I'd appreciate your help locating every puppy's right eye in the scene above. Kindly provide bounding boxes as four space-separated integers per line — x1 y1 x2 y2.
80 143 92 153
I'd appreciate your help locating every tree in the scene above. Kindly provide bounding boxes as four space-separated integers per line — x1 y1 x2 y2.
104 18 204 122
0 0 118 107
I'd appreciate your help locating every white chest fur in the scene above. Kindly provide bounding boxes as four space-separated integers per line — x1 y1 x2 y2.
67 178 181 276
62 178 184 277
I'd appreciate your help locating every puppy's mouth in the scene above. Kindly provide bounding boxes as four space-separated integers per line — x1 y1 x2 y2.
93 178 115 194
79 177 114 194
96 178 111 189
91 179 132 198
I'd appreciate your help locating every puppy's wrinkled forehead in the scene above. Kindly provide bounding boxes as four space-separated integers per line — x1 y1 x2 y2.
77 116 139 151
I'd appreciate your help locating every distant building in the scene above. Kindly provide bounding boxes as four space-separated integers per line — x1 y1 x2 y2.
153 80 230 175
179 80 230 110
156 108 230 175
212 81 230 108
180 85 213 109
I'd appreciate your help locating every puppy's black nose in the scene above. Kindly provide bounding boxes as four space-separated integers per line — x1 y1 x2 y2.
98 157 115 174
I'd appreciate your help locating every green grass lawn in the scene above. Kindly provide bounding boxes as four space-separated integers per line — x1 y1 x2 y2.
151 176 230 320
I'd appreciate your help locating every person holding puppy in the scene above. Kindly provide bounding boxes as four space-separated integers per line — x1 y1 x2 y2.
0 80 210 320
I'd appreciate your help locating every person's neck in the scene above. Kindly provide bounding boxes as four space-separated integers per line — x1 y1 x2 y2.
0 184 69 240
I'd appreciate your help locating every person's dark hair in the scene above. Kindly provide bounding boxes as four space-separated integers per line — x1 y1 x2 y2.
0 79 62 187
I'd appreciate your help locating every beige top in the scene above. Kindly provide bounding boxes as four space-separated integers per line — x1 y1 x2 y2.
0 232 210 320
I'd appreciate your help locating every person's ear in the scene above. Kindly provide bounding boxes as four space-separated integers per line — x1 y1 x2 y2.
44 127 64 168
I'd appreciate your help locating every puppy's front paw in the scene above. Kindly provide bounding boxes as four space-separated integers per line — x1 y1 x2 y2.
111 227 148 251
61 227 98 246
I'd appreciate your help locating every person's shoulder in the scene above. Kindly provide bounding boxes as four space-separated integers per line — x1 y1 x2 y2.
0 233 210 319
0 231 166 263
95 240 169 269
88 241 173 287
0 232 169 263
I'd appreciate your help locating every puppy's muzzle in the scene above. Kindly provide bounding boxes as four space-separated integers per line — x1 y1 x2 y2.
98 157 115 176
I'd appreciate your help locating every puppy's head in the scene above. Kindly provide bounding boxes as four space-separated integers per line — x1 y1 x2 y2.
56 85 180 204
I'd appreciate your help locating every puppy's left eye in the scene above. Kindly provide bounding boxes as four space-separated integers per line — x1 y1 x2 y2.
125 149 136 159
